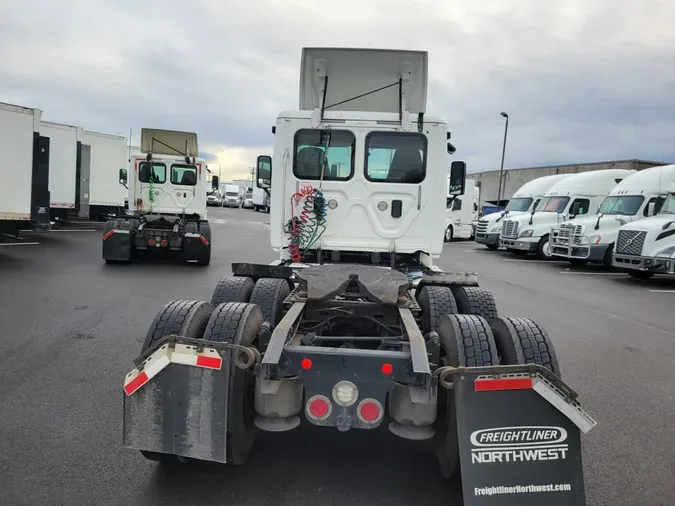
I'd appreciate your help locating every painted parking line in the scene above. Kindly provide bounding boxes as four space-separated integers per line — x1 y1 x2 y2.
0 242 40 246
648 289 675 293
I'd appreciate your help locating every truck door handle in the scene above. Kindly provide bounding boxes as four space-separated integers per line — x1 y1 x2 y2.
391 200 402 218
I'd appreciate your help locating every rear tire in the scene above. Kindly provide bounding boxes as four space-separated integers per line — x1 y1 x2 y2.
416 285 458 334
211 276 255 305
249 278 291 326
628 270 655 280
140 300 215 462
203 302 264 465
489 317 561 376
451 286 498 322
434 314 499 481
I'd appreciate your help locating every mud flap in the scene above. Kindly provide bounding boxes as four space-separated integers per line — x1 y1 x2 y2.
102 228 133 261
122 343 231 463
453 369 595 505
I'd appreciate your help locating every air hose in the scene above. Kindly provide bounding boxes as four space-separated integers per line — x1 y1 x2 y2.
286 186 328 263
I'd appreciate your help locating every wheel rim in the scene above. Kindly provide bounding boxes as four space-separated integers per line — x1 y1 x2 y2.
445 227 452 241
542 240 552 257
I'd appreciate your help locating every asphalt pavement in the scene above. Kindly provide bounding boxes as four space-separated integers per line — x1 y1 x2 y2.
0 207 673 506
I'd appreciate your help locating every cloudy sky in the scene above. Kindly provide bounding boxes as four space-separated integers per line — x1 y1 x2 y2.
2 0 675 179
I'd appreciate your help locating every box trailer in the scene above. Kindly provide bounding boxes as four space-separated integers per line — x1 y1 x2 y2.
78 129 128 219
0 102 50 236
41 121 78 219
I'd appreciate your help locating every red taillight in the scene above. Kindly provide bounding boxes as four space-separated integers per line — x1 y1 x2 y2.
474 377 533 392
148 239 156 246
381 363 393 375
300 358 313 370
199 235 209 246
103 230 114 240
160 239 168 247
357 399 383 424
306 395 332 421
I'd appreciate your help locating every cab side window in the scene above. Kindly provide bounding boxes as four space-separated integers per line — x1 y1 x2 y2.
570 198 590 216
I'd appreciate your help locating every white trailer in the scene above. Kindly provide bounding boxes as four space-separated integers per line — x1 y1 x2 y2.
41 121 78 219
0 102 50 236
79 129 128 219
252 183 269 212
474 173 574 250
499 169 634 259
550 164 675 267
612 181 675 279
444 178 476 241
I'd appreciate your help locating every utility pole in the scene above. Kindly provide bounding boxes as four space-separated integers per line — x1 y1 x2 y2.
218 164 222 180
497 112 509 209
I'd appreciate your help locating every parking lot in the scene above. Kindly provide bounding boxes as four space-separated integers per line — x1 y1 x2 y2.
1 209 674 506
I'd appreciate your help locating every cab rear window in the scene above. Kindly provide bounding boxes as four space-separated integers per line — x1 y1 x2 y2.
171 164 198 186
364 132 427 184
293 129 355 181
138 162 166 183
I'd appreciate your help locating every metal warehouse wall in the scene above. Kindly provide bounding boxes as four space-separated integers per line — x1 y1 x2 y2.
472 159 670 208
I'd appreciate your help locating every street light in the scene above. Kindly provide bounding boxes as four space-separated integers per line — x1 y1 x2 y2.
496 112 509 210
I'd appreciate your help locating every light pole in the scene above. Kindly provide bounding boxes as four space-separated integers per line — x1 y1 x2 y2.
496 112 509 210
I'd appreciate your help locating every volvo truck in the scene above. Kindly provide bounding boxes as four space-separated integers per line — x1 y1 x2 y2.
0 102 50 237
551 164 674 267
499 169 634 259
474 174 574 250
612 181 675 279
121 48 595 505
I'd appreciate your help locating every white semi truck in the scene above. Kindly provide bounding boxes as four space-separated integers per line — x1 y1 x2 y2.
612 181 675 279
121 47 596 502
252 183 270 212
102 128 214 265
0 102 50 236
550 164 675 267
444 177 476 241
474 173 574 250
499 169 634 259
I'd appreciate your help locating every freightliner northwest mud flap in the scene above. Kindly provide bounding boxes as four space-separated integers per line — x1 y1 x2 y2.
122 336 256 463
443 365 596 506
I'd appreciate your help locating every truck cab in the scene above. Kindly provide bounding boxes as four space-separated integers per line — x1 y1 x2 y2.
551 164 674 267
444 178 476 242
612 181 675 279
257 48 465 268
474 173 574 250
499 169 634 259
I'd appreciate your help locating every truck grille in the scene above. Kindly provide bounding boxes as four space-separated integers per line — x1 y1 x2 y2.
616 230 646 256
476 220 488 237
501 220 519 239
557 223 584 246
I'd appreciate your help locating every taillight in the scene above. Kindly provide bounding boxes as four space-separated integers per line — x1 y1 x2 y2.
148 238 155 246
160 239 168 247
357 398 383 425
306 395 332 421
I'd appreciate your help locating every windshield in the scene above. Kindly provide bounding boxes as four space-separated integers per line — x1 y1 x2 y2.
598 196 644 216
537 196 570 213
245 191 252 198
661 193 675 214
226 191 239 197
505 197 533 212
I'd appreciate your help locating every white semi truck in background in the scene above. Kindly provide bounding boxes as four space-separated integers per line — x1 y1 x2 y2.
474 173 574 250
613 181 675 279
444 177 477 241
252 183 270 212
550 164 675 267
0 102 51 237
499 169 634 259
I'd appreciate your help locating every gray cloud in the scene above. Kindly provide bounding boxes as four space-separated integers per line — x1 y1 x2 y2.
2 0 675 177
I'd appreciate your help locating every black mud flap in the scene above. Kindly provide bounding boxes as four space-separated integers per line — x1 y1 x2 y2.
102 228 133 261
122 343 231 463
183 232 209 262
452 368 596 506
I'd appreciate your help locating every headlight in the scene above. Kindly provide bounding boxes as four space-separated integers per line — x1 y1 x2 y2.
519 229 534 238
656 246 675 258
589 235 602 244
490 226 502 233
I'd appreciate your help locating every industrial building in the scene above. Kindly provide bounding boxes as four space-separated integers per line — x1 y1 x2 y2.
471 159 671 210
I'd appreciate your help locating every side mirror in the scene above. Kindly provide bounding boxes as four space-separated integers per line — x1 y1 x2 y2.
473 202 478 212
211 175 219 189
256 155 272 189
447 142 456 155
570 201 582 218
448 161 466 195
648 202 656 216
119 168 128 185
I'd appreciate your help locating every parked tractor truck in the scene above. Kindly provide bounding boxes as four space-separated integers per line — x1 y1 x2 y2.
102 128 214 265
122 48 595 505
551 164 675 267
